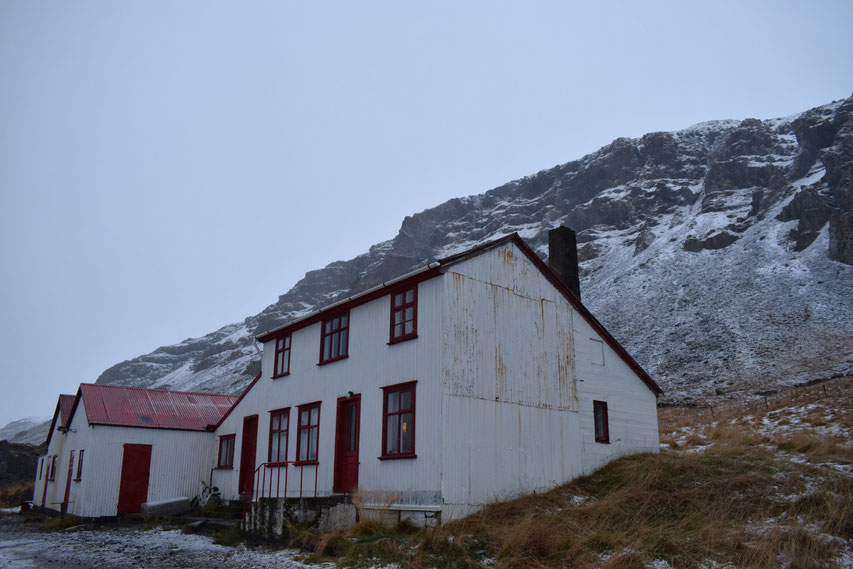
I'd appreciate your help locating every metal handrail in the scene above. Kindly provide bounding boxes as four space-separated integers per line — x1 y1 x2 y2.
250 460 319 502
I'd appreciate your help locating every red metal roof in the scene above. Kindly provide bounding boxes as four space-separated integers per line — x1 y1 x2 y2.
58 394 75 428
75 384 238 432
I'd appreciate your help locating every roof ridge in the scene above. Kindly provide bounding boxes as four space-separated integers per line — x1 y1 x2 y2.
80 382 237 399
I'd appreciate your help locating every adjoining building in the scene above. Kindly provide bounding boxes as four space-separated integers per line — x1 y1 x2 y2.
33 384 236 517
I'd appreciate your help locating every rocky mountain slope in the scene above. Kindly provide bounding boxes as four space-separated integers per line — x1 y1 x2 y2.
0 418 49 446
94 97 853 405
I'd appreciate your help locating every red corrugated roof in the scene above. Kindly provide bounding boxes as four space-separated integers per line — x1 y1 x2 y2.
58 394 75 428
76 384 238 431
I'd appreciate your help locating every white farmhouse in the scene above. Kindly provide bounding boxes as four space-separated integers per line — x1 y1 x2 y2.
211 228 662 526
33 384 236 517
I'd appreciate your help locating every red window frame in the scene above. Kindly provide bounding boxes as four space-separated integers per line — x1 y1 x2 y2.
48 455 57 481
273 335 291 378
74 449 84 481
389 286 418 344
217 434 236 468
380 381 417 459
296 401 321 464
268 408 290 464
319 311 349 364
38 457 44 481
593 400 610 444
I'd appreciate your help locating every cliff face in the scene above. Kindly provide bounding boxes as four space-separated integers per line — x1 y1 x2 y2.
94 97 853 403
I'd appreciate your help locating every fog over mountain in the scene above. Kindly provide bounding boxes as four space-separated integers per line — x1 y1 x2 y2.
11 96 844 447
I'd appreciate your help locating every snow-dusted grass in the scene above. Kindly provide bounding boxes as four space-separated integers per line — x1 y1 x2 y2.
278 378 853 569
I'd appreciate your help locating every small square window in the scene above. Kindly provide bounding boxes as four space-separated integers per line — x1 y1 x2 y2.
296 402 321 463
273 335 291 378
218 435 235 468
320 312 349 364
389 286 418 344
380 381 416 459
269 408 290 463
593 401 609 443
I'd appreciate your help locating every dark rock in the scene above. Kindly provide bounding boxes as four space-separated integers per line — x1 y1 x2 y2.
777 188 833 251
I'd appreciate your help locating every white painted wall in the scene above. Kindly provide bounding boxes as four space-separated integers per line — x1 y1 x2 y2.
439 241 659 520
33 415 69 508
44 398 217 518
213 277 445 507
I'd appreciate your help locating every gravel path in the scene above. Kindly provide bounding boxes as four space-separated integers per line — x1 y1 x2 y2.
0 513 328 569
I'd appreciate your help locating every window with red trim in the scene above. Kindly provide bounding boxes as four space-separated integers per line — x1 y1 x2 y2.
381 381 416 459
38 457 44 481
273 335 291 378
593 401 609 443
268 408 289 463
296 402 321 463
74 449 84 481
48 455 57 481
217 434 235 468
389 286 417 343
320 312 348 364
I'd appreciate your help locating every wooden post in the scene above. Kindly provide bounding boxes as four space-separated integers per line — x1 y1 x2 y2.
764 395 769 409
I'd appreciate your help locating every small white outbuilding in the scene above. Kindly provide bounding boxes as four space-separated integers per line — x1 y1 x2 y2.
33 384 236 517
211 228 662 525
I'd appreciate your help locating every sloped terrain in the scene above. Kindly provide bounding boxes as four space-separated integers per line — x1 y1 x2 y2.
93 97 853 404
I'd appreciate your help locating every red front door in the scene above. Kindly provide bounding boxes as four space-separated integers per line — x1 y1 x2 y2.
238 415 258 497
333 394 360 493
117 444 152 514
62 451 75 514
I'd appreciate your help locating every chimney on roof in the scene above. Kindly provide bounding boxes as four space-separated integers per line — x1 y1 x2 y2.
548 226 581 301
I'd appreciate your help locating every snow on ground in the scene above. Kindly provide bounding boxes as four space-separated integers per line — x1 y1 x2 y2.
0 514 330 569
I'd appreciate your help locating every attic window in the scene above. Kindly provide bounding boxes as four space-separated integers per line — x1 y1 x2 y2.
273 335 291 378
389 286 418 344
319 312 349 364
590 338 605 366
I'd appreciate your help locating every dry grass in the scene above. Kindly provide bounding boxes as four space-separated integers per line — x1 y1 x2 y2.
0 482 33 508
293 378 853 568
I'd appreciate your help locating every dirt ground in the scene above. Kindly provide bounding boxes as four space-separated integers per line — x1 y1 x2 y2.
0 512 326 569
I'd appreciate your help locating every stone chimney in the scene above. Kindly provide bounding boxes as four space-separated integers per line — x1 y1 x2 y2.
548 226 581 301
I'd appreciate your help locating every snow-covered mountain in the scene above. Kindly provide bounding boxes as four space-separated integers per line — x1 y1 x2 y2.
0 417 50 446
94 97 853 404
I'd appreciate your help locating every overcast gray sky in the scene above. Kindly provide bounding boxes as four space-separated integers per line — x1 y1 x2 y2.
1 1 851 429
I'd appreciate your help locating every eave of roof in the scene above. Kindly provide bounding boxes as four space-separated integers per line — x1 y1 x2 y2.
44 394 76 447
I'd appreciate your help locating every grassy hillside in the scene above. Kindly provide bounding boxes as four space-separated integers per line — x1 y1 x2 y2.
291 378 852 568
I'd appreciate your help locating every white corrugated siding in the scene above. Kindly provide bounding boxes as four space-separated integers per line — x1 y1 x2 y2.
439 241 658 520
213 277 444 506
50 398 216 517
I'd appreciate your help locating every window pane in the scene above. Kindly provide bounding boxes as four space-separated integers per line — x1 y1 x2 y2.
394 293 403 307
341 314 347 327
405 289 414 303
300 429 308 460
405 307 413 321
394 323 402 337
401 390 411 410
301 410 308 425
331 333 339 358
394 311 402 325
594 406 604 439
401 412 413 453
309 427 318 460
311 407 319 425
284 336 290 348
283 350 290 371
386 416 398 454
405 320 413 334
340 330 347 352
324 336 331 360
388 391 399 413
271 432 280 461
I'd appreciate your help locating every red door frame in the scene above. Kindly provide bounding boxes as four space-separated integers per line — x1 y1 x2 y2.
238 415 259 498
117 444 152 514
40 456 49 507
61 450 75 514
333 394 361 493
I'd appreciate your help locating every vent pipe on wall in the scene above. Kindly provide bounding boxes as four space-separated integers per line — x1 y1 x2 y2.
548 226 581 301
